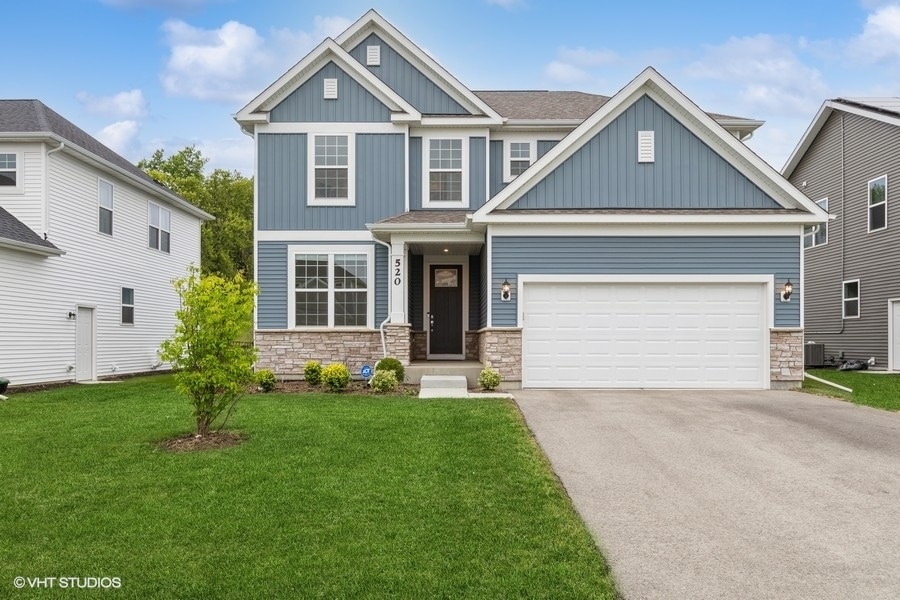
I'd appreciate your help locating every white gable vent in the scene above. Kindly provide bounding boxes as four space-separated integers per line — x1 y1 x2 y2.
638 130 655 163
323 78 338 100
366 45 381 66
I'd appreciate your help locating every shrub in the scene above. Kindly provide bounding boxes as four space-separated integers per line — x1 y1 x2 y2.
478 367 502 391
321 363 351 392
370 370 399 394
256 369 277 393
304 360 322 385
375 357 405 384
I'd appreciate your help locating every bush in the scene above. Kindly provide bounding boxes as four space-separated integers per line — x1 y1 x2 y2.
256 369 277 393
304 361 322 385
478 367 502 391
321 363 351 392
370 369 399 393
375 357 405 384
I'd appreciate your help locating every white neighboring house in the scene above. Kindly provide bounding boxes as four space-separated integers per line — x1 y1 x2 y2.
0 100 212 386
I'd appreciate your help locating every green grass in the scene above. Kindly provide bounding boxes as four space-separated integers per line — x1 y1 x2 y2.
803 369 900 411
0 376 616 599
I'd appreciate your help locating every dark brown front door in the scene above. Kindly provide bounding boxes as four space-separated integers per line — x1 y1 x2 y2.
429 265 463 356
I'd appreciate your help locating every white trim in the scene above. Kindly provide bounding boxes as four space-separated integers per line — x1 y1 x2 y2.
637 130 655 163
889 298 900 371
842 278 861 320
366 44 381 66
476 212 824 225
423 255 468 360
287 244 376 330
799 233 805 328
252 128 260 331
97 177 114 236
256 230 373 242
75 304 97 382
419 117 501 127
867 174 887 233
147 201 172 253
803 198 828 248
307 133 356 207
488 223 803 237
0 149 23 195
258 122 402 134
486 226 493 328
421 134 469 209
323 78 338 99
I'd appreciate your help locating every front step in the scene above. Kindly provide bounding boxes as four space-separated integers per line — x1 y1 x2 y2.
418 375 469 399
406 361 483 387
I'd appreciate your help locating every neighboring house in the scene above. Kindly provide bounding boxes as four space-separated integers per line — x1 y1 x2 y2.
0 100 212 386
237 10 826 389
784 98 900 370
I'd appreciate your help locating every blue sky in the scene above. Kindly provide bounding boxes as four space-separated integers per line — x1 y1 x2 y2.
7 0 900 175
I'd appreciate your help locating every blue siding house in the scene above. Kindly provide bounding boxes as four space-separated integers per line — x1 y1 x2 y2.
236 10 827 389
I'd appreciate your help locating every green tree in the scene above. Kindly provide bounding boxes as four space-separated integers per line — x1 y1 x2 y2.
160 267 258 437
138 147 253 278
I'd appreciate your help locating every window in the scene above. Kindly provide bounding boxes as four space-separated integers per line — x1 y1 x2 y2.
148 203 171 253
868 175 887 232
99 179 113 235
803 198 828 248
429 139 462 202
121 287 134 325
843 280 860 319
309 134 354 206
291 247 373 328
0 153 16 187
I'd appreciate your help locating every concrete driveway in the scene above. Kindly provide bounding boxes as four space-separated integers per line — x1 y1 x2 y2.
515 389 900 600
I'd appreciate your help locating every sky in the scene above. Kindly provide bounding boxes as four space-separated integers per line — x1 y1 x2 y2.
6 0 900 176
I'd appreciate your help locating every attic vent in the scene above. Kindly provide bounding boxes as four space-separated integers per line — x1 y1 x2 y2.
638 130 655 163
323 78 338 100
366 45 381 66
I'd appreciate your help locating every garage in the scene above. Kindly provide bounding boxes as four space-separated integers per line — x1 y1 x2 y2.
521 278 769 389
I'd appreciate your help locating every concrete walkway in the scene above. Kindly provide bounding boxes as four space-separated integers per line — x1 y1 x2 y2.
515 389 900 600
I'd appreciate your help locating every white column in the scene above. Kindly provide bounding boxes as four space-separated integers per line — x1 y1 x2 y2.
389 240 407 323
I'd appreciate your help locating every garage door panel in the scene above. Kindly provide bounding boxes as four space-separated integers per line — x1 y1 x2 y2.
522 281 767 389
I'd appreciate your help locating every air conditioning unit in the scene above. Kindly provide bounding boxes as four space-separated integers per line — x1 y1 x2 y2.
804 342 825 368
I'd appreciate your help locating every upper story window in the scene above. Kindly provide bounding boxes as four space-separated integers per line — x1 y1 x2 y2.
99 179 113 236
504 140 535 182
308 134 355 206
148 203 171 253
0 153 17 187
428 138 463 202
868 175 887 233
803 198 827 248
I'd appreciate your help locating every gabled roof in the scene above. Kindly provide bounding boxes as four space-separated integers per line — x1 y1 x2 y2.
0 205 63 256
783 97 900 178
335 10 502 123
234 37 420 127
472 67 827 224
0 100 211 221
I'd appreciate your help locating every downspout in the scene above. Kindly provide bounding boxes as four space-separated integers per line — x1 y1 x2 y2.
373 237 391 357
44 141 65 239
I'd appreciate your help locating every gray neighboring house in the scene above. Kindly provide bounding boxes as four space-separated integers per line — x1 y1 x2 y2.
783 98 900 370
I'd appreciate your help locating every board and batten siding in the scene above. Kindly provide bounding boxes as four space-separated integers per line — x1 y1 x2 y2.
0 142 45 235
349 32 470 116
409 136 487 210
257 133 405 230
490 236 800 328
488 139 564 200
0 151 201 385
510 95 781 210
789 109 900 366
270 62 391 123
257 241 388 330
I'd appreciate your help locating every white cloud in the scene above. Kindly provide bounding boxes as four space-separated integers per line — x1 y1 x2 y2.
160 15 352 104
543 61 591 85
850 4 900 62
557 46 618 68
96 120 141 157
76 89 148 119
686 34 828 116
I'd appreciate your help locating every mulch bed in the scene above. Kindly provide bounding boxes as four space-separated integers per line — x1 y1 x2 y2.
273 380 419 396
158 431 245 453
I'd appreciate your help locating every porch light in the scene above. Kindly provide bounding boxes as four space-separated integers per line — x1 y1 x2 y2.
781 279 793 302
500 279 511 302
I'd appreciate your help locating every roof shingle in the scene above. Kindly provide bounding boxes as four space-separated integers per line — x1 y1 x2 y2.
0 205 60 252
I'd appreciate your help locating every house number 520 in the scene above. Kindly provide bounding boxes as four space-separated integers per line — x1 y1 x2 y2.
393 258 402 286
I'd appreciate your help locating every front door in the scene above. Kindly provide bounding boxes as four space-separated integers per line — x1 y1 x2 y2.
428 265 463 357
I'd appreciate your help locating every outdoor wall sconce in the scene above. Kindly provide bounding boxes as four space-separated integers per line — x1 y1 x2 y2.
781 279 793 302
67 311 76 320
500 279 511 302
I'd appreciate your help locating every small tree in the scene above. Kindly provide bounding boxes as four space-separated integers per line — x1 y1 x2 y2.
160 267 258 437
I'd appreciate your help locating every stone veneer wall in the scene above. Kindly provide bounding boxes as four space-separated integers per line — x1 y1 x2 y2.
478 328 522 383
465 331 480 361
410 331 426 361
256 329 388 378
384 324 411 365
770 328 803 389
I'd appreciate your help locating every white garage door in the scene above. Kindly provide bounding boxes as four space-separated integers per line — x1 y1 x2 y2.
522 281 767 389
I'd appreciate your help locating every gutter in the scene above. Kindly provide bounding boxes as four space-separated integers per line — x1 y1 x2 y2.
0 238 65 257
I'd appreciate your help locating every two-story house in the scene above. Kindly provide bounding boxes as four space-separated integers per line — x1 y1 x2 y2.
784 98 900 370
0 100 212 386
237 10 826 389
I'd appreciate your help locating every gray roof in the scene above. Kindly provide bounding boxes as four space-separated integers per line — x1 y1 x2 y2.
376 210 470 225
834 97 900 118
0 205 60 253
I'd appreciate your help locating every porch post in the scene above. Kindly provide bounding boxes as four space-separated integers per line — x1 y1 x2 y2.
389 239 407 323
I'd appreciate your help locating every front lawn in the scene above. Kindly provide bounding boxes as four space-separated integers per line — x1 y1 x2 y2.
803 369 900 411
0 376 616 599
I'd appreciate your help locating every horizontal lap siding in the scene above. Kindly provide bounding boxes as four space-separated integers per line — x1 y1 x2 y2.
490 236 799 328
1 143 44 234
511 95 781 210
270 62 390 122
